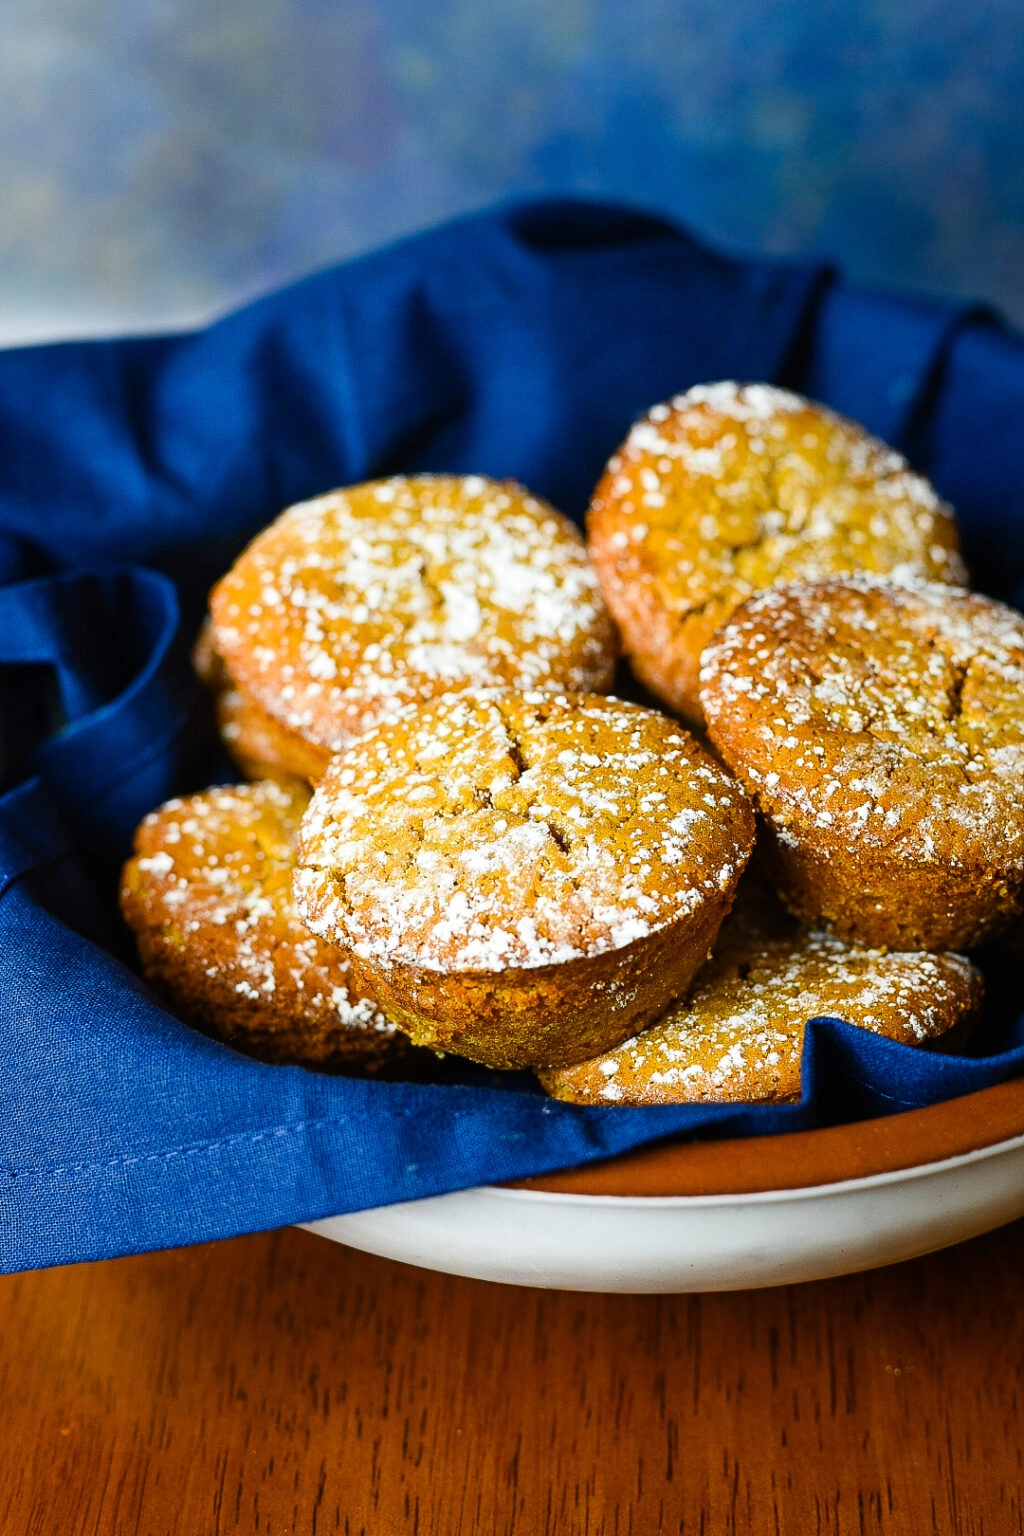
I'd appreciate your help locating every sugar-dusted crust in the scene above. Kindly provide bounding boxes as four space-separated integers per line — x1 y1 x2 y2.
120 780 410 1070
210 474 619 753
700 575 1024 949
293 691 756 1070
587 383 965 724
193 619 335 784
539 899 983 1105
215 684 335 785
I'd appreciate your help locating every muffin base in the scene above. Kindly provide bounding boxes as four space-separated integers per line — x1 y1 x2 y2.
216 684 335 785
349 895 734 1072
764 822 1024 951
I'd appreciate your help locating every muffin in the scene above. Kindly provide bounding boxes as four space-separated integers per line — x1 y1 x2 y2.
700 575 1024 949
120 779 410 1070
587 382 965 723
540 898 983 1105
293 691 756 1070
209 474 619 761
215 683 333 785
193 620 331 784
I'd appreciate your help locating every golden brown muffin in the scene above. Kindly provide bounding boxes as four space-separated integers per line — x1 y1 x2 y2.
700 575 1024 950
539 901 983 1105
194 620 334 784
120 779 410 1070
587 382 965 724
215 683 334 784
209 474 619 756
191 615 225 689
293 691 756 1070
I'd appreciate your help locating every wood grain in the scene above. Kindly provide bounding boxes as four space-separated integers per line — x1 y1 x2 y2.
1 1223 1023 1534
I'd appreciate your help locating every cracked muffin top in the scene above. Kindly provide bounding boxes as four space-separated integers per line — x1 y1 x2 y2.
587 382 965 722
120 779 405 1067
539 893 982 1106
293 692 755 973
700 575 1024 867
209 474 618 753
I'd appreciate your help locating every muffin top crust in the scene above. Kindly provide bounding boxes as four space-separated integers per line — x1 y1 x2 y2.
294 691 755 973
215 682 334 785
587 382 965 718
540 898 982 1105
210 474 618 752
699 575 1024 865
120 779 400 1057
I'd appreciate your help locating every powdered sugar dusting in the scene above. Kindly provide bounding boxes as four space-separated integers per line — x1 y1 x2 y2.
587 382 966 718
123 780 400 1049
294 693 755 972
673 381 806 420
542 906 982 1105
211 475 617 751
700 575 1024 863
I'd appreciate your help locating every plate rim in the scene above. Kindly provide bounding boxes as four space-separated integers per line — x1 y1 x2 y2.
308 1123 1024 1291
508 1075 1024 1199
484 1127 1024 1206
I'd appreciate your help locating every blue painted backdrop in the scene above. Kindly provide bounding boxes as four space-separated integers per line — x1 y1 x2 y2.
1 0 1021 341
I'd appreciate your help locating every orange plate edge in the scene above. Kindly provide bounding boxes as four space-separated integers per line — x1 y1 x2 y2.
507 1077 1024 1198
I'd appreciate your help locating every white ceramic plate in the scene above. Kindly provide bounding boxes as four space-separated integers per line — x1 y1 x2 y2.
303 1129 1024 1292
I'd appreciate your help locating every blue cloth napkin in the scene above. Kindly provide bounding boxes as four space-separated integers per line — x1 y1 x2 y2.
2 199 1024 1273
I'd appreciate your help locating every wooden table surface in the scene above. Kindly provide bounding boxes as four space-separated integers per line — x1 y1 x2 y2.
1 1219 1022 1535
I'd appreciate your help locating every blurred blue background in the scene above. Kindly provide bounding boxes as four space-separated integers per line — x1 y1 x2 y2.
1 0 1022 343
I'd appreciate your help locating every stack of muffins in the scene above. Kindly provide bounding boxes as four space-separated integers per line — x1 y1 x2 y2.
124 384 1024 1103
